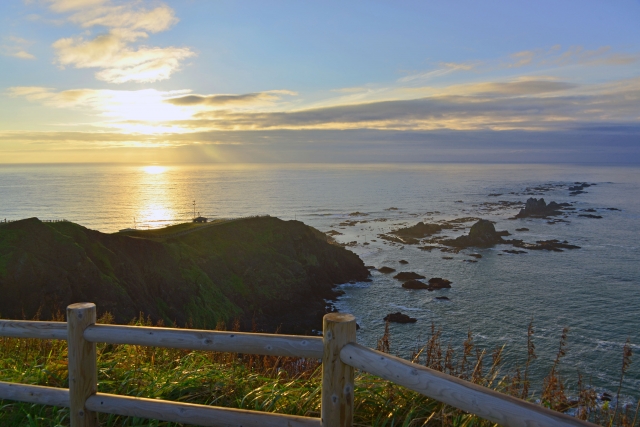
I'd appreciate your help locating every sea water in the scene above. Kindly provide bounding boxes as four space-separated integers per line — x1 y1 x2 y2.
0 163 638 401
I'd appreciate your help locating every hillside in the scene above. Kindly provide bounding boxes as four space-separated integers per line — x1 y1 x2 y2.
0 217 368 333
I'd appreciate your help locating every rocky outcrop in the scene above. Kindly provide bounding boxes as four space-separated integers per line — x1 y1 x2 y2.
569 182 593 196
441 219 581 253
402 280 429 289
401 277 452 291
511 239 580 252
0 217 369 334
383 312 417 323
443 220 506 248
428 278 452 289
378 266 396 273
393 272 426 280
387 222 448 244
515 198 569 218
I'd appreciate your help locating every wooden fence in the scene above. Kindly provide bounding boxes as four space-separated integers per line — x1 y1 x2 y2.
0 303 596 427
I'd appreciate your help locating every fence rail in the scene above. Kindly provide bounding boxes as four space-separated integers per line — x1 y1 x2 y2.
0 303 596 427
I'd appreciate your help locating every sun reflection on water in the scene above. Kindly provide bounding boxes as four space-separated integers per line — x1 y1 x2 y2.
133 166 180 229
142 165 167 174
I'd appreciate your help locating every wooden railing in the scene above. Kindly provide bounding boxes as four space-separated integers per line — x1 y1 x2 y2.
0 303 596 427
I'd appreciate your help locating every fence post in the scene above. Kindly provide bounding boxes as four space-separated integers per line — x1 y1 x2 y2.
321 313 356 427
67 303 98 427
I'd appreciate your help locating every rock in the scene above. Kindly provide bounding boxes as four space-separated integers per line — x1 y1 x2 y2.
389 221 448 243
442 256 454 260
442 219 506 248
393 272 426 280
365 265 376 269
348 211 369 217
488 193 503 197
463 259 478 263
578 214 603 219
435 296 450 300
605 207 620 211
569 182 591 191
378 266 396 273
503 249 528 254
601 392 613 402
516 228 529 231
428 278 452 289
399 260 409 264
325 230 343 236
581 208 597 212
383 312 417 323
402 280 429 289
469 253 482 259
515 198 566 218
511 239 580 252
418 245 439 251
385 207 399 211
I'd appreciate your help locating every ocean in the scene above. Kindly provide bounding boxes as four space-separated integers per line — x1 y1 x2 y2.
0 162 638 402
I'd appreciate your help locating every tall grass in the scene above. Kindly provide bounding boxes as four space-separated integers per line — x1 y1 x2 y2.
0 312 636 427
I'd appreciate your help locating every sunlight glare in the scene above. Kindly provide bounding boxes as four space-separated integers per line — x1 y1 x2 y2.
143 166 166 174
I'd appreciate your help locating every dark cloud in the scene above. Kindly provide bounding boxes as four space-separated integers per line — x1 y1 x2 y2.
165 90 295 106
184 85 639 131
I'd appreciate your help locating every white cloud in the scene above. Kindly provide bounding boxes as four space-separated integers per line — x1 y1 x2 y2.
47 0 108 13
53 30 194 83
47 0 193 83
65 3 177 33
0 36 36 60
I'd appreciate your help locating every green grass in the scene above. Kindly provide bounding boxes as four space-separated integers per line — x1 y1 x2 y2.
1 315 637 427
114 221 228 239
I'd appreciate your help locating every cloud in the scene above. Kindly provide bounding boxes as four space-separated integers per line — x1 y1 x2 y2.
508 45 640 68
8 86 192 125
399 61 479 83
165 90 298 107
65 3 177 33
9 78 640 134
169 77 639 132
47 0 193 83
53 30 194 83
47 0 108 13
438 78 578 97
0 36 36 60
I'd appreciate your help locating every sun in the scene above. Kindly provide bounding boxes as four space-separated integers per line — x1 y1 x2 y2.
142 166 166 174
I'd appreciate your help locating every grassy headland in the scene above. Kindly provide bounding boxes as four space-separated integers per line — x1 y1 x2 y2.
0 217 368 333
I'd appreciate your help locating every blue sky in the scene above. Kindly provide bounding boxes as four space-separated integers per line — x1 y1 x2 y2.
1 0 639 163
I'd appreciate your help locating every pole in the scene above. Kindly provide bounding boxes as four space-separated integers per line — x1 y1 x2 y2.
321 313 356 427
67 303 98 427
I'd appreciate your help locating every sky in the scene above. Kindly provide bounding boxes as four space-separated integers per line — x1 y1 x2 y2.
1 0 639 164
